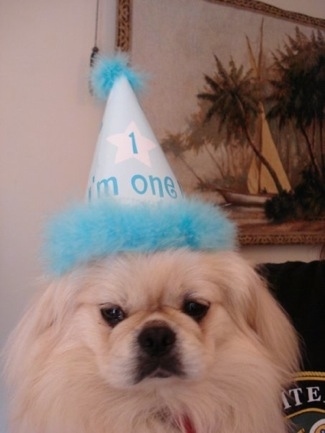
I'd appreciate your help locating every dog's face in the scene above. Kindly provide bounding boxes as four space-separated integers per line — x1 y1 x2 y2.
5 250 299 433
74 250 237 389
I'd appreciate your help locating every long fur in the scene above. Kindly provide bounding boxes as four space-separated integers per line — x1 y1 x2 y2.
4 250 299 433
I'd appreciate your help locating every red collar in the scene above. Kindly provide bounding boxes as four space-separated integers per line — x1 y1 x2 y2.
180 416 196 433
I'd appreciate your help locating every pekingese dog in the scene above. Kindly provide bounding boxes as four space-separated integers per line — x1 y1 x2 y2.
4 250 299 433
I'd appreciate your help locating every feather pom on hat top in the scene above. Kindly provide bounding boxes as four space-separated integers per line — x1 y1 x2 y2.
44 54 237 275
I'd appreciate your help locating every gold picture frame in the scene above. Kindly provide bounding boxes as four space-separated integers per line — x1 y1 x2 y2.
115 0 325 245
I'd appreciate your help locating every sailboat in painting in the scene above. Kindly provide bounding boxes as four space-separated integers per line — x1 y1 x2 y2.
218 22 291 207
220 113 291 207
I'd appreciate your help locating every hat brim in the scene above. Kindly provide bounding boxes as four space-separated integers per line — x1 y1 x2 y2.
44 198 237 275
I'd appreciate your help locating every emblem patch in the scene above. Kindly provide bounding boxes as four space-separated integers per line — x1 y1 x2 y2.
283 372 325 433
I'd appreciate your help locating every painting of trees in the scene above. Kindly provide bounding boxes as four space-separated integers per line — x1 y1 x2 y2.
161 26 325 222
123 0 325 243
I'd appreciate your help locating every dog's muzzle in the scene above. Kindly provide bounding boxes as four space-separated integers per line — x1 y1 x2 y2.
135 320 184 383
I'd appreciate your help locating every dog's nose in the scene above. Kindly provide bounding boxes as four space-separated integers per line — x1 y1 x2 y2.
138 324 176 357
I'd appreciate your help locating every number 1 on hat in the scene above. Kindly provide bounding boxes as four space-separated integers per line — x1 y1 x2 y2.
129 132 138 154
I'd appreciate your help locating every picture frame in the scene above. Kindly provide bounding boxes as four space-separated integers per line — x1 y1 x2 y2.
115 0 325 245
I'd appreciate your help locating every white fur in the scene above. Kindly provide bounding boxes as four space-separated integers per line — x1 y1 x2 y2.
4 250 299 433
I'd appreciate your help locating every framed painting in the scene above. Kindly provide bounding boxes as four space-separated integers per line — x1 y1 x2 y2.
116 0 325 245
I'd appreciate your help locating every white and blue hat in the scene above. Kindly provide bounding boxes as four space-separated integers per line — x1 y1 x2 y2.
87 54 182 204
45 54 236 275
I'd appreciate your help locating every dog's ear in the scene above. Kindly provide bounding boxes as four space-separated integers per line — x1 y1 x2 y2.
206 252 300 380
4 276 75 387
244 268 300 377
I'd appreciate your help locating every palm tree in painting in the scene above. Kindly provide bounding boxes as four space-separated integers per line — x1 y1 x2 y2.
264 28 325 221
267 28 325 178
197 55 284 193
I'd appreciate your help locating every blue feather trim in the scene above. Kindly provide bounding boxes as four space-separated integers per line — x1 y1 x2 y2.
44 198 237 275
90 53 145 100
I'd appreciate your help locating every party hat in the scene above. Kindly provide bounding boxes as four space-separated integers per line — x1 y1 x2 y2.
44 55 237 275
87 55 182 203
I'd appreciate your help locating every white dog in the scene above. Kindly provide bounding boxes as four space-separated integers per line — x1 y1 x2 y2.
4 250 299 433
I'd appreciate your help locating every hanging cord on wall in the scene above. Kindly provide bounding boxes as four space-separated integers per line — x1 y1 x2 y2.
90 0 100 67
89 0 100 94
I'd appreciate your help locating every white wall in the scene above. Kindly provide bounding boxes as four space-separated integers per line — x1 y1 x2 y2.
0 1 117 430
0 1 324 431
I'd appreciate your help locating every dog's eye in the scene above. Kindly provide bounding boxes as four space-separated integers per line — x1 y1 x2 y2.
182 300 209 322
100 306 126 327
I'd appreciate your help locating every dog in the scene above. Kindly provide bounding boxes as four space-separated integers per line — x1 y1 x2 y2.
4 250 299 433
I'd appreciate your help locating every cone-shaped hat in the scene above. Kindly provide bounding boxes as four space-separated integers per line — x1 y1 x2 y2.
87 56 182 203
44 55 237 275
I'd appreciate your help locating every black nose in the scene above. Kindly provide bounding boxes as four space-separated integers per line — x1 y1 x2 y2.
138 324 176 357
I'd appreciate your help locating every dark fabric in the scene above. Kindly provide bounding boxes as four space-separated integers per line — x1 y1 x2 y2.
257 260 325 372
